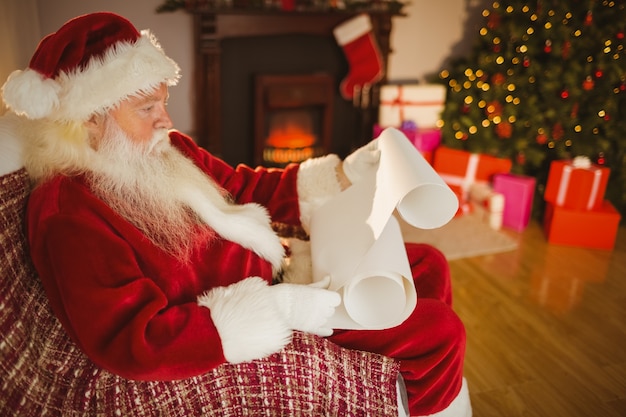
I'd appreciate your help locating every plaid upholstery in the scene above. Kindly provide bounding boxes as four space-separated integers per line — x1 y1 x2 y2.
0 168 400 416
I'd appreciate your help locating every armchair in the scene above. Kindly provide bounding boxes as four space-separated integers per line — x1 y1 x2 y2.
0 166 404 416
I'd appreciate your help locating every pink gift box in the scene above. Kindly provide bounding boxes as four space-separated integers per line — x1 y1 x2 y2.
373 124 441 164
493 173 536 232
412 128 441 152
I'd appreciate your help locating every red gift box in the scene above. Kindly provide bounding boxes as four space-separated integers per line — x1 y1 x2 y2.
544 157 609 211
493 173 536 232
543 200 621 250
433 147 512 202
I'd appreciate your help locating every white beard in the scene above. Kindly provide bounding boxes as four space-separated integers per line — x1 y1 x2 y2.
86 119 284 269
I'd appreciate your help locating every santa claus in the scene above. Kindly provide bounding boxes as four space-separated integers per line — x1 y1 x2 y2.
2 12 470 417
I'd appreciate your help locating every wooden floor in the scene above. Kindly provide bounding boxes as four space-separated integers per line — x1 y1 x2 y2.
449 221 626 417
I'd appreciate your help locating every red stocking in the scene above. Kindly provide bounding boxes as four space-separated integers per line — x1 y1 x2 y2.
333 14 384 100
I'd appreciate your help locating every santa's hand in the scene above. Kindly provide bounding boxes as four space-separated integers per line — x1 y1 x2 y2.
342 139 380 184
270 282 341 337
198 277 294 363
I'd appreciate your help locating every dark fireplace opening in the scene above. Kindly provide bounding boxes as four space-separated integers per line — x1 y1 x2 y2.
219 34 361 167
254 73 333 167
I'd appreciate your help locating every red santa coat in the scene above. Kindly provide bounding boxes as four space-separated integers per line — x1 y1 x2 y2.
26 131 467 415
26 131 302 380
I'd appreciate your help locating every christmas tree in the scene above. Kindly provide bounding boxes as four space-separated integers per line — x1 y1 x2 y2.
437 0 626 219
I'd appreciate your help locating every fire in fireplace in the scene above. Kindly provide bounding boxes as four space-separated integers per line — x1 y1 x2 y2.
254 73 334 167
263 109 317 165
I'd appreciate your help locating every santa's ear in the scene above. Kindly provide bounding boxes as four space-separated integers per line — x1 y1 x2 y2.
84 113 106 143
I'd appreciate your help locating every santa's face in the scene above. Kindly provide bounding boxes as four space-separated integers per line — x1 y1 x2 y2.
107 83 173 149
86 91 283 266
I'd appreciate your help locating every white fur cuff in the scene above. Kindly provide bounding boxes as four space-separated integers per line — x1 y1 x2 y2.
197 277 292 364
297 154 342 232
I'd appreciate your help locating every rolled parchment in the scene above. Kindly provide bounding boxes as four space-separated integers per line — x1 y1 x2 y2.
309 128 458 330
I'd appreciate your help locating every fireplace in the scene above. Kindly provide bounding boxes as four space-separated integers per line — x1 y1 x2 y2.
254 73 333 166
184 8 400 166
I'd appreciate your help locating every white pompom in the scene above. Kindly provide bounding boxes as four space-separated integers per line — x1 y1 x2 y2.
1 69 60 119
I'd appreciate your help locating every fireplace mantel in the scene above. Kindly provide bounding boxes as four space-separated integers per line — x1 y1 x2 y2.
185 8 400 159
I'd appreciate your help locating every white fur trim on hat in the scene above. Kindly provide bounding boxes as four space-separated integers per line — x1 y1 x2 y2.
2 31 180 122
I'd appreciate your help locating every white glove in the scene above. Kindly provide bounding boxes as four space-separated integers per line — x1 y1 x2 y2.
342 139 380 184
270 278 341 337
198 277 340 363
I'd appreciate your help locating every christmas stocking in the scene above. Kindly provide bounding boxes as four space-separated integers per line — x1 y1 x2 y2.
333 14 384 100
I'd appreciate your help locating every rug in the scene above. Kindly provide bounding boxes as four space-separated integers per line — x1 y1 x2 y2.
399 207 519 261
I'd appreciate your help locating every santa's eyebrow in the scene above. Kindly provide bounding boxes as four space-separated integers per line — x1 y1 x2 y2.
132 91 169 107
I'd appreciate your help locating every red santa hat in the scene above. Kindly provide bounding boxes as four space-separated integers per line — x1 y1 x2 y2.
1 12 180 121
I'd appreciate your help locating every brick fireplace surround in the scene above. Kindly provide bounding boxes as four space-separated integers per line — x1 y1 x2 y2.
183 6 401 166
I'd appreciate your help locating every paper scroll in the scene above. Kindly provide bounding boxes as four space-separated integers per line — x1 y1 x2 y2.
309 127 458 330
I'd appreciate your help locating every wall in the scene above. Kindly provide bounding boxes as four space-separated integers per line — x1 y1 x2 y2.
35 0 194 133
389 0 490 81
30 0 488 135
0 0 41 114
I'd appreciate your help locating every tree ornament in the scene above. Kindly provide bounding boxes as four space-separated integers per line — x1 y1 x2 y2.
536 133 548 145
486 101 503 118
488 12 501 29
544 39 552 53
552 122 564 140
597 152 606 165
595 69 603 78
492 73 506 85
495 121 513 138
523 56 531 67
560 89 569 99
516 151 526 165
582 76 594 90
562 40 571 59
617 32 624 40
570 102 579 118
584 10 593 26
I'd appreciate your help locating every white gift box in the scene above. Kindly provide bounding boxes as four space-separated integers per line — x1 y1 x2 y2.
379 84 447 128
469 182 505 230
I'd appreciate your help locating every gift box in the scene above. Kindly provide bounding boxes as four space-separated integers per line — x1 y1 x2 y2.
544 157 609 211
493 173 536 232
543 200 621 250
433 147 512 203
373 122 441 164
469 182 504 230
379 84 446 128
